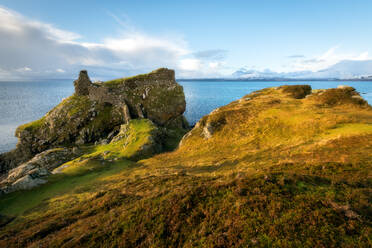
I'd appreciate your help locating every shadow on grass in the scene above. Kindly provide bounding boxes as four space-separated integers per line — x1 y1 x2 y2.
0 159 135 218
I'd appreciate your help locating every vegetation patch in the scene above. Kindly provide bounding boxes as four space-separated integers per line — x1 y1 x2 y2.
322 123 372 138
0 159 134 217
16 116 46 134
309 87 370 107
0 172 370 247
104 68 172 88
279 85 312 99
75 119 162 162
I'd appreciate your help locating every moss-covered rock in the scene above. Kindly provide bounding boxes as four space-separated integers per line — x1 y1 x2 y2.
0 68 188 174
12 95 125 163
90 119 163 161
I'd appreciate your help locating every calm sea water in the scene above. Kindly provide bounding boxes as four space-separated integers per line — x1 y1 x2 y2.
1 80 372 153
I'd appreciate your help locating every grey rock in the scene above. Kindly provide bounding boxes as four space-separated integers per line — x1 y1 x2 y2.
11 175 47 192
202 123 215 139
121 103 131 123
0 148 76 194
74 70 91 96
72 147 79 155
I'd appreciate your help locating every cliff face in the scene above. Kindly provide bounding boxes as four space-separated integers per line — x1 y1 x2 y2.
0 68 188 174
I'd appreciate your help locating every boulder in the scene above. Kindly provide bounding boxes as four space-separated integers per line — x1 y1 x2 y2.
0 148 76 194
10 175 47 192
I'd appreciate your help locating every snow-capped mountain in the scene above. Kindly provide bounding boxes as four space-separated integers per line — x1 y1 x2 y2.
232 60 372 79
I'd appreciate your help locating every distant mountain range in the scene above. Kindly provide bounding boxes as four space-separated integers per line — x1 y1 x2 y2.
232 60 372 80
180 60 372 81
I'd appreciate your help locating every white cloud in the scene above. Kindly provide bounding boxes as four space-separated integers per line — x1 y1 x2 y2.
209 62 220 69
286 46 371 72
0 6 224 80
0 7 80 42
17 67 32 72
179 59 201 71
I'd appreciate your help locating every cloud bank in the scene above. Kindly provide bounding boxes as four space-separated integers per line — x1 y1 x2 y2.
0 6 226 80
234 46 372 79
285 46 371 73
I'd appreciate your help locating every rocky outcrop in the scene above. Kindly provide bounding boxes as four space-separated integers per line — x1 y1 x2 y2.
109 119 163 160
12 95 126 163
279 85 312 99
75 68 186 126
0 148 77 194
0 68 188 175
308 85 369 107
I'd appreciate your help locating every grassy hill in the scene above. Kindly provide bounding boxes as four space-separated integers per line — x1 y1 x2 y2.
0 85 371 247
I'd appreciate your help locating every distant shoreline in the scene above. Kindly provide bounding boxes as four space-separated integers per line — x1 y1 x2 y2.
178 78 372 82
2 78 372 83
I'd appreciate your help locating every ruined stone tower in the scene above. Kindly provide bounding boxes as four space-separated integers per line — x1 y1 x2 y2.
73 70 91 96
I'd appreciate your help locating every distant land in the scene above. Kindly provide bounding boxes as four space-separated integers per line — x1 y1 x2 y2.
3 59 372 83
178 77 372 82
180 59 372 81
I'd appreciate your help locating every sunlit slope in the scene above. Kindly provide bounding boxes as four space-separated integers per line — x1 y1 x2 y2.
0 85 371 247
143 85 372 174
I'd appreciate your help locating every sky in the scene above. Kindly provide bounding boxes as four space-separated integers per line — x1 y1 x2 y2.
1 0 372 80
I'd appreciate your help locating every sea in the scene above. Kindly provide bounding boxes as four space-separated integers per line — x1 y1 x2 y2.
1 80 372 154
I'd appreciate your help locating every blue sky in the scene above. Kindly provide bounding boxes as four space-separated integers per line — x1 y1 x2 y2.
1 0 372 79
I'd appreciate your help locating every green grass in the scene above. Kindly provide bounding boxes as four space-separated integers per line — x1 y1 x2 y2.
80 119 160 161
16 116 46 133
104 68 171 87
0 159 134 217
